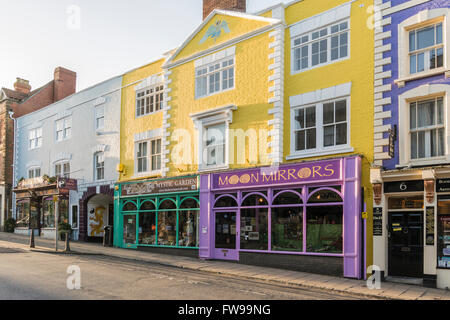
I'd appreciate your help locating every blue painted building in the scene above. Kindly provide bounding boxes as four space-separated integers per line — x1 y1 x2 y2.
370 0 450 289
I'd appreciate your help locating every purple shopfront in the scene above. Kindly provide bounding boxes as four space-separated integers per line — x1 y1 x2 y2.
199 156 363 279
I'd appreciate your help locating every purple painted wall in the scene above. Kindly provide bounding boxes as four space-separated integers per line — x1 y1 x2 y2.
381 0 450 170
199 156 363 279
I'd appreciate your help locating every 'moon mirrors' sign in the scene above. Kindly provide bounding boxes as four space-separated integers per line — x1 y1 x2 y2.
213 159 342 189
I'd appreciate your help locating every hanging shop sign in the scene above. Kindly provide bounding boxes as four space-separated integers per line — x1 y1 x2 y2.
426 207 435 246
373 207 383 237
388 125 397 158
384 180 424 193
213 159 342 189
121 176 199 197
437 179 450 193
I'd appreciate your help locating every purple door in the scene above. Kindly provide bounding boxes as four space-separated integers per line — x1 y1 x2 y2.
213 211 239 260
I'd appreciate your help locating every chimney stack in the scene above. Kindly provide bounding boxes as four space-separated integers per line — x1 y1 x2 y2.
14 78 31 95
203 0 246 20
53 67 76 102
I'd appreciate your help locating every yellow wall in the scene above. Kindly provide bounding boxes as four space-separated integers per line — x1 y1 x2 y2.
166 29 274 176
119 59 165 182
283 0 375 270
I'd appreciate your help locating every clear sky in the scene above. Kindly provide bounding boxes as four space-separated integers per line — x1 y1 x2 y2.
0 0 290 92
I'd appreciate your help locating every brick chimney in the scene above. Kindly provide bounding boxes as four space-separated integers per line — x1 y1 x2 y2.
53 67 76 102
13 78 31 95
203 0 246 20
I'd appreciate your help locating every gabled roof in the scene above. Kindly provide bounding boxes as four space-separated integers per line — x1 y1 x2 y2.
164 9 282 68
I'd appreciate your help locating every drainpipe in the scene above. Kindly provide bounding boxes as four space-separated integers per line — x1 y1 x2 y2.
8 111 17 223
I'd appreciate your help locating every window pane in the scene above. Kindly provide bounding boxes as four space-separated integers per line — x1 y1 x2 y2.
305 107 316 128
323 103 334 125
417 26 435 50
271 207 303 252
437 98 444 125
410 54 417 74
157 211 177 246
417 52 425 72
242 194 268 207
139 213 156 245
214 196 238 208
335 100 346 122
273 192 302 205
409 31 416 52
336 123 347 145
411 132 418 159
240 208 268 250
319 39 327 63
295 109 305 130
306 128 316 149
417 100 435 127
178 211 198 247
306 206 343 253
410 103 417 129
418 131 426 158
296 130 305 151
436 23 443 44
72 205 78 229
431 129 437 157
42 200 55 228
438 128 445 156
437 47 444 68
324 126 335 147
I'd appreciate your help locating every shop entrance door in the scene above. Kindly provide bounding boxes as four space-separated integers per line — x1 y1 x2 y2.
388 212 424 278
123 214 137 249
213 211 239 261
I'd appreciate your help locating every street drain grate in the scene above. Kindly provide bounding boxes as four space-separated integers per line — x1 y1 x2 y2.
0 247 25 254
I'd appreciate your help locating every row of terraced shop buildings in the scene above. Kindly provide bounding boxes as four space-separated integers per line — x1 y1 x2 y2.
1 0 450 289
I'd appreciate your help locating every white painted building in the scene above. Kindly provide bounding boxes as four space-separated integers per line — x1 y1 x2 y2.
12 75 122 241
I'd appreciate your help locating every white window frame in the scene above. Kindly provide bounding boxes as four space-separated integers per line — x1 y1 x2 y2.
54 161 70 178
190 105 236 172
398 84 450 167
288 83 353 160
195 57 235 99
94 152 105 181
135 84 164 118
28 167 41 179
396 9 450 87
55 117 72 142
134 138 162 176
95 106 105 131
29 127 43 150
291 19 350 74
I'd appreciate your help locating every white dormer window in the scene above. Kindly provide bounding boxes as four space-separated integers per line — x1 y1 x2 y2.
136 85 164 118
29 128 42 150
56 117 72 142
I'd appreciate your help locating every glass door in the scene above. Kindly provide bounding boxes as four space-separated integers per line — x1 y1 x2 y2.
213 211 239 260
123 214 137 248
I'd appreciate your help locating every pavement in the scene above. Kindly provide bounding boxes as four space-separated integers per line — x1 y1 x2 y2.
1 231 449 300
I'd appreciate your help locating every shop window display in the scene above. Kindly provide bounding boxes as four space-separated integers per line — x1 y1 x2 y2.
178 211 199 247
271 207 303 252
306 205 343 253
242 194 268 207
240 208 268 250
123 202 137 212
438 197 450 268
215 196 238 208
158 200 177 246
42 199 55 228
272 191 302 205
16 201 30 228
139 213 156 245
59 199 69 224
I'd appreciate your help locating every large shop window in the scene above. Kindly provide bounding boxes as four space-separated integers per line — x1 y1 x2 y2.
438 197 450 269
16 201 30 228
124 196 200 248
410 97 444 160
409 22 443 74
42 198 69 228
292 20 349 73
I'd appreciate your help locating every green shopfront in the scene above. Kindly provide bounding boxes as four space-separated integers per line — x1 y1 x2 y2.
114 176 200 257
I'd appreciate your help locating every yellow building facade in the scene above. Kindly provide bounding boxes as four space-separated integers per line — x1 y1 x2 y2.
115 0 374 279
